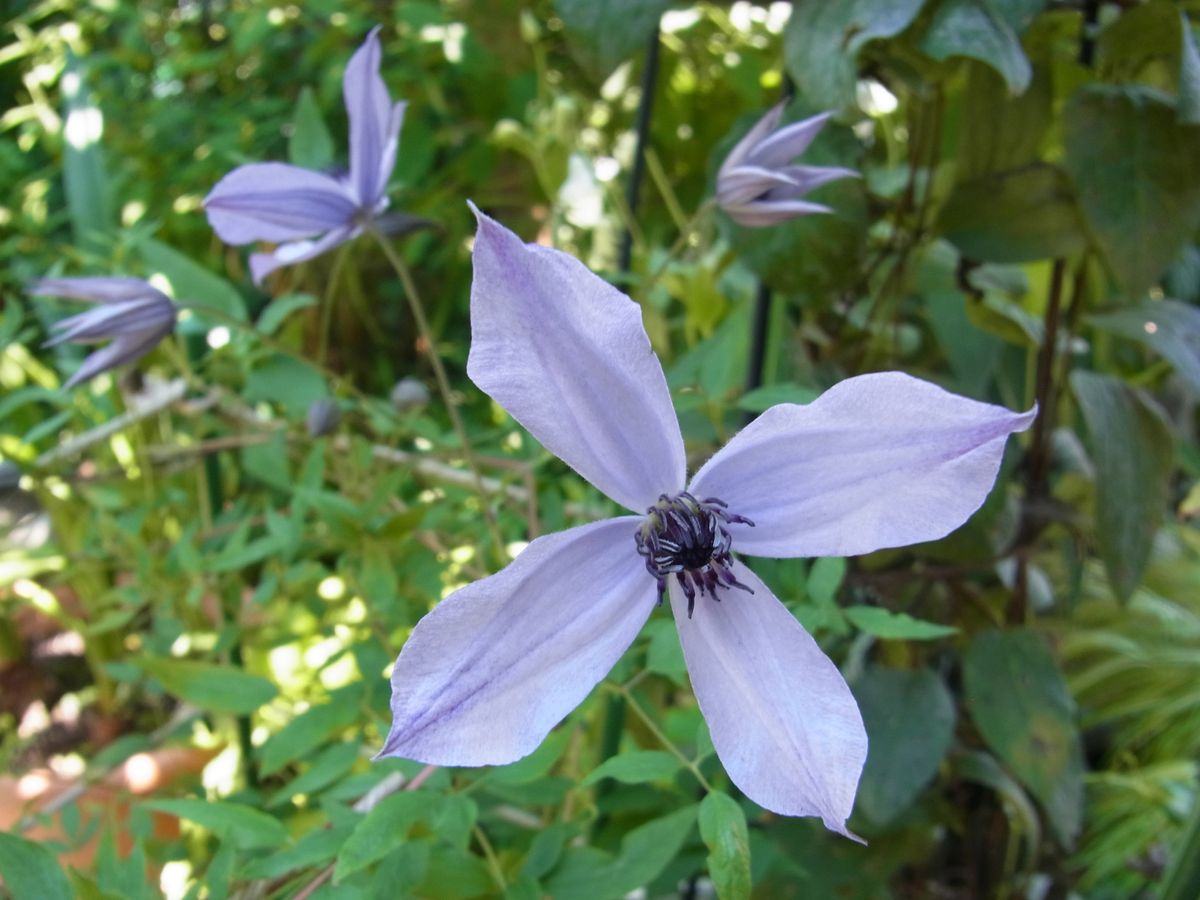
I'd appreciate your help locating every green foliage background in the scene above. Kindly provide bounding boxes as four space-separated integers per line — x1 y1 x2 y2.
2 1 1200 897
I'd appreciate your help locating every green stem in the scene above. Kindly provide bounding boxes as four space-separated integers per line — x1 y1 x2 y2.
317 242 351 367
369 229 506 558
606 683 713 792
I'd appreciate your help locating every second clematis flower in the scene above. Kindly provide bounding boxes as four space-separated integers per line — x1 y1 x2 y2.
204 27 405 284
377 206 1035 838
716 103 858 227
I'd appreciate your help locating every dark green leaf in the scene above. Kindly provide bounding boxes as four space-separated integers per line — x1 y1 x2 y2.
266 741 360 808
141 799 289 849
698 792 752 900
244 353 329 418
137 656 276 714
958 61 1053 183
256 293 317 335
921 0 1032 94
243 825 354 880
853 667 956 825
963 630 1085 846
61 55 114 252
552 0 671 77
1180 15 1200 124
0 832 73 900
1064 85 1200 293
288 86 335 170
1071 372 1174 599
784 0 925 110
1088 298 1200 393
844 606 958 640
737 382 819 414
582 750 681 786
335 790 441 882
939 164 1087 263
412 845 494 898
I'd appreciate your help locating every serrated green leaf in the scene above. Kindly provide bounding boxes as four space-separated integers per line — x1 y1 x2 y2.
141 798 289 849
137 656 276 714
582 750 681 786
0 832 73 900
334 791 441 883
698 792 752 900
843 606 958 640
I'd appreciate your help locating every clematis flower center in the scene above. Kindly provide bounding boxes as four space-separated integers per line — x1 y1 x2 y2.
635 491 755 618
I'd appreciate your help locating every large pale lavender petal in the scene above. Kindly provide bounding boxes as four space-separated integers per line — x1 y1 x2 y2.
745 111 833 168
690 372 1036 558
717 103 785 177
377 517 654 765
247 224 357 285
205 163 357 244
29 277 165 305
672 562 866 836
344 27 404 207
467 205 686 512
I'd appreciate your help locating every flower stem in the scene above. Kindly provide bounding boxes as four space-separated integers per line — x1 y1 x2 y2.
369 229 506 558
606 683 713 792
317 241 351 367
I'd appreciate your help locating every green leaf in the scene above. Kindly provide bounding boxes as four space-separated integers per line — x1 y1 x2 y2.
61 54 114 252
1071 372 1174 599
0 832 73 900
807 556 846 605
256 293 317 335
334 791 441 883
288 86 335 170
1180 15 1200 125
844 606 958 640
545 804 699 898
784 0 925 110
853 667 956 825
412 845 494 899
137 656 276 714
258 691 361 776
244 353 329 418
266 741 360 808
938 164 1087 263
958 60 1053 183
141 798 289 849
963 630 1085 846
920 0 1032 94
139 236 247 323
698 792 752 900
243 825 354 880
582 750 681 786
1088 298 1200 394
737 382 819 414
552 0 671 76
1064 85 1200 293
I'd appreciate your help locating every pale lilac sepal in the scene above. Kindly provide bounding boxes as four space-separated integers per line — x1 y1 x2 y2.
344 25 406 209
376 517 653 766
466 204 686 512
716 105 856 228
30 277 177 389
690 372 1037 559
204 163 358 244
671 562 866 839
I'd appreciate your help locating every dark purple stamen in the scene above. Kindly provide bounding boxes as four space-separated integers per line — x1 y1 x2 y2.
634 491 755 618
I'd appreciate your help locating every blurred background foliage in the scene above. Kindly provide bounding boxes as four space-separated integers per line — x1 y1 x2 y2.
2 0 1200 897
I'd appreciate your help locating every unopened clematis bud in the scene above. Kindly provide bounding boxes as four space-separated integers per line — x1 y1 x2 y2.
390 377 429 411
716 104 858 227
204 27 406 285
29 277 177 389
306 397 341 437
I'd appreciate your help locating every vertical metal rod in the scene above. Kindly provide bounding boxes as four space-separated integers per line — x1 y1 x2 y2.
618 25 662 275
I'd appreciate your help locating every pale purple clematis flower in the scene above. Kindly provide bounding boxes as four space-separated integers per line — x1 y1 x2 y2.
30 277 177 389
716 104 858 227
377 206 1035 837
204 27 404 285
